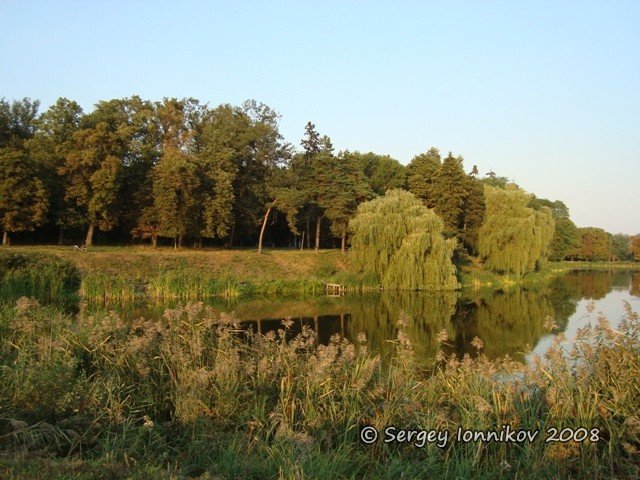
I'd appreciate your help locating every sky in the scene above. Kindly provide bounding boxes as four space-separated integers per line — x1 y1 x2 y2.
1 1 638 234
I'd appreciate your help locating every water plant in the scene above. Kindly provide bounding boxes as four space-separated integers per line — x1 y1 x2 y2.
0 298 638 478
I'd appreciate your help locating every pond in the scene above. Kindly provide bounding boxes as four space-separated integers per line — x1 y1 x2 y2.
70 269 640 364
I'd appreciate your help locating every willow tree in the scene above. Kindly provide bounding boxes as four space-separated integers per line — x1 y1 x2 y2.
478 185 555 277
349 189 459 290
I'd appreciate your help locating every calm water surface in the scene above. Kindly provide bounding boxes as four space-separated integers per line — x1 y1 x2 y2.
78 269 640 364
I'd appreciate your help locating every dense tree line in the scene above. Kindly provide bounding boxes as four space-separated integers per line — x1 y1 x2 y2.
1 96 637 266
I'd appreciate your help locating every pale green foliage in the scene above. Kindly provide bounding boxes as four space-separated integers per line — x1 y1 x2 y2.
349 189 459 290
478 185 555 277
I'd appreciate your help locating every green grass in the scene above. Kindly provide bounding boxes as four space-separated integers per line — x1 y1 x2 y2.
1 299 639 479
2 247 638 302
0 251 80 306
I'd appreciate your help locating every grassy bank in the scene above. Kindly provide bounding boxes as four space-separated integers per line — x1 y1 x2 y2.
2 247 638 301
2 246 371 301
0 299 638 479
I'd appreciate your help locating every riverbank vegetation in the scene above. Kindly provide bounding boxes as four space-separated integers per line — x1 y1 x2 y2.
0 299 638 479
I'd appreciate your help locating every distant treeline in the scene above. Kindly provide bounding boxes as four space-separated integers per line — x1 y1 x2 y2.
1 97 639 262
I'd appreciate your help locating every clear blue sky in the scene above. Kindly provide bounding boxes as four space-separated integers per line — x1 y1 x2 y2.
1 1 638 234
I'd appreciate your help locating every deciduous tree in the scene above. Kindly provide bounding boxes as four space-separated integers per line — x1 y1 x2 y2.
349 189 459 290
478 185 555 277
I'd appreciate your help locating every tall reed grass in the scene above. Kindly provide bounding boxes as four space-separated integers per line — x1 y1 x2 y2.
0 252 80 305
0 299 638 479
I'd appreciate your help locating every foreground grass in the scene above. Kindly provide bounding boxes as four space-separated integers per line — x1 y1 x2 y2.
1 299 639 479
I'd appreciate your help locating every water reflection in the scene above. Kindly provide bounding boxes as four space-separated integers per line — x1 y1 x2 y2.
73 269 640 364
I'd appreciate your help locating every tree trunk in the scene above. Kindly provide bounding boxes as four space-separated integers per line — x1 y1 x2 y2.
2 231 9 246
258 206 272 254
315 215 323 253
306 218 310 249
151 234 158 249
174 236 177 250
341 232 346 254
300 231 305 250
85 224 95 247
58 228 64 246
178 235 183 248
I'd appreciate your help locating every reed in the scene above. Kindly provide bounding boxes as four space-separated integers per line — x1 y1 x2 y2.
1 298 638 478
0 252 80 304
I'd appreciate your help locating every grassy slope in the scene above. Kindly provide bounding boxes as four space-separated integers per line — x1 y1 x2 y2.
3 246 638 299
4 246 349 281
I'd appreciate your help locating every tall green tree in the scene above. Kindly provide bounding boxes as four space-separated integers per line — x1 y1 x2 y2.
460 173 485 255
407 147 441 209
0 148 48 245
61 100 131 246
408 148 485 254
478 185 555 277
0 98 40 149
529 196 578 261
26 98 84 243
342 151 406 196
319 152 372 253
611 233 632 261
152 146 201 247
433 153 468 236
229 101 286 246
349 189 459 290
548 218 579 261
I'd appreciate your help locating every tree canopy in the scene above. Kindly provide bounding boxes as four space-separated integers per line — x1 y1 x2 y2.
478 185 555 277
0 94 630 268
349 189 459 290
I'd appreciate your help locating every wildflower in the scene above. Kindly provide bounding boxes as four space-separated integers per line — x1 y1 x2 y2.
499 460 512 471
357 332 367 344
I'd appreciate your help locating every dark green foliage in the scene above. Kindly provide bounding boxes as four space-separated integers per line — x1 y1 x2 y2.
342 150 406 195
529 196 578 262
406 147 441 208
0 148 49 244
480 170 512 188
26 98 85 236
349 189 459 290
478 185 555 277
549 218 579 261
459 174 485 255
152 147 200 243
408 148 485 254
0 98 40 149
